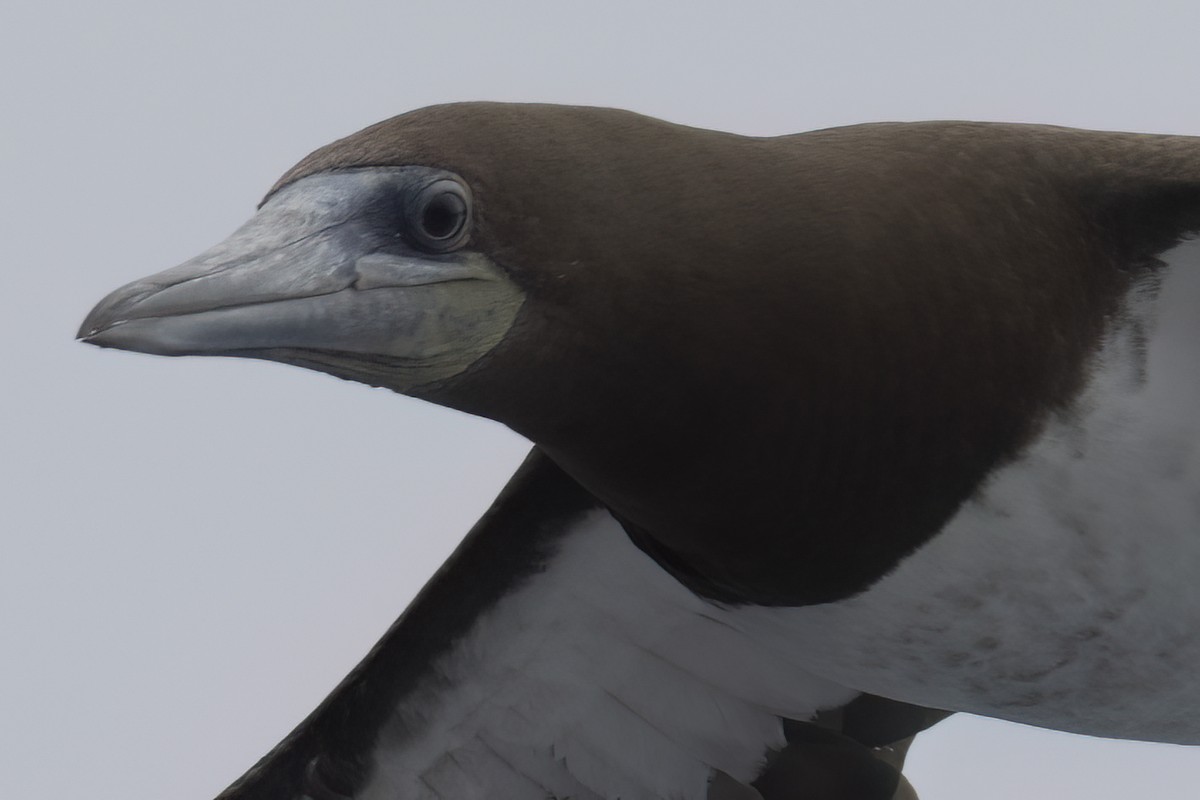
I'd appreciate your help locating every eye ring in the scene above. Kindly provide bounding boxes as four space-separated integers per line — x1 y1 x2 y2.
407 179 472 253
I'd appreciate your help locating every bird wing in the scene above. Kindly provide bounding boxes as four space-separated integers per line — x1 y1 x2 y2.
212 449 940 800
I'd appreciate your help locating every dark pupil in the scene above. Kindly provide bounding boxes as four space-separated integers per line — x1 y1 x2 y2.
421 193 465 239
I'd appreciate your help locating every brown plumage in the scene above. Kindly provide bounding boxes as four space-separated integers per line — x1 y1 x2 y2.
81 104 1200 800
274 104 1200 605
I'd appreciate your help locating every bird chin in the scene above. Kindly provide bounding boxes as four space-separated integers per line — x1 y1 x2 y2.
219 346 488 394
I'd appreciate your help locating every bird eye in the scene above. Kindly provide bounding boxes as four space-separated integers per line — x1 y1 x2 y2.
408 179 471 253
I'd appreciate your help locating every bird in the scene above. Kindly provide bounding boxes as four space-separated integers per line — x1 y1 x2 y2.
79 103 1200 800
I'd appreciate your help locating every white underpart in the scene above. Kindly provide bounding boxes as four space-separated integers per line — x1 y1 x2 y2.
736 239 1200 743
361 241 1199 798
359 510 858 800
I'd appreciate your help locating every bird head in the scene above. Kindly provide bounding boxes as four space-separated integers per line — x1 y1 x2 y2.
80 103 1165 603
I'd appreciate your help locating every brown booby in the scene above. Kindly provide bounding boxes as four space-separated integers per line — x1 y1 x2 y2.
79 103 1200 799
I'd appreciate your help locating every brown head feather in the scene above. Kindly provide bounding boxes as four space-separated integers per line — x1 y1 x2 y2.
271 104 1200 603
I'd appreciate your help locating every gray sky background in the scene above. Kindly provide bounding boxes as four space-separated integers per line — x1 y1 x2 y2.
4 2 1199 798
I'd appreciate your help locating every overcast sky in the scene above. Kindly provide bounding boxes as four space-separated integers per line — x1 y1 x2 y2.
4 2 1200 798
